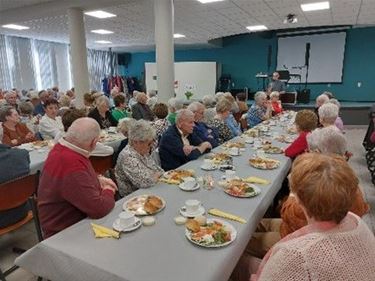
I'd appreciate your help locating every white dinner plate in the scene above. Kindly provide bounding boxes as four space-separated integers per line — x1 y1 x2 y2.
179 182 200 192
200 164 217 171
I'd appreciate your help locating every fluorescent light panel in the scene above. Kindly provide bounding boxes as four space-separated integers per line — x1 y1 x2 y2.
246 25 268 31
197 0 225 3
84 10 116 19
174 33 186 38
95 40 112 44
91 29 114 34
301 1 330 12
2 24 29 30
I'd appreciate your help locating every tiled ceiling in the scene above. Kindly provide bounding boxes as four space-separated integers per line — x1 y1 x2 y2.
0 0 374 52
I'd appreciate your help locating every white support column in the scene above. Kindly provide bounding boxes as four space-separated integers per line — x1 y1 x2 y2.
154 0 175 102
67 7 90 108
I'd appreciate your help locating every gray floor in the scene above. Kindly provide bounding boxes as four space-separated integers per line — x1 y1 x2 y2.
1 126 374 281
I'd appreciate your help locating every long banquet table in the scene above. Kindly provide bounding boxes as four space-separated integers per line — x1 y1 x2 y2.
16 115 295 281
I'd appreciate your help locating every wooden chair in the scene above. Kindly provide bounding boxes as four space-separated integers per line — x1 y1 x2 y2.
0 173 43 280
89 155 114 175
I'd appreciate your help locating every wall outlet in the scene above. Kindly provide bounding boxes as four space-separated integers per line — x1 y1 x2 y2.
357 82 362 88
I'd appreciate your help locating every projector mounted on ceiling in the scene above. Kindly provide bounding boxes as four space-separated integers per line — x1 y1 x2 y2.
283 14 298 24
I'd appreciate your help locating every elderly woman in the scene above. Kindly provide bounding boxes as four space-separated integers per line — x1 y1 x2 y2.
39 98 64 140
147 90 158 110
18 101 39 134
327 98 344 131
314 93 330 126
187 102 219 148
202 95 216 123
284 109 318 158
281 127 369 238
246 92 272 128
270 91 282 115
318 102 340 130
111 94 130 122
206 98 233 145
151 103 169 143
234 153 375 281
113 117 133 163
0 106 36 146
167 97 184 125
88 95 118 129
58 94 72 116
131 92 154 121
222 94 241 137
115 120 164 197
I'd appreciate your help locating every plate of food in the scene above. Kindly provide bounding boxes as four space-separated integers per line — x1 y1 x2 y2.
244 129 259 137
162 169 195 184
223 142 246 149
206 153 232 164
262 145 283 154
274 135 294 143
223 179 261 198
31 140 49 149
185 219 237 248
123 195 166 216
249 157 280 170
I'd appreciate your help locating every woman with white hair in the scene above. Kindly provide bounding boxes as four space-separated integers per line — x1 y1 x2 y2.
115 120 164 197
167 97 184 125
202 95 216 123
88 95 118 129
328 98 344 132
318 102 340 129
314 93 330 126
246 92 272 128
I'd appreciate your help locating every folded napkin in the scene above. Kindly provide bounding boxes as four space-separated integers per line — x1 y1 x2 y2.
91 223 120 239
159 178 180 185
243 176 270 185
208 208 246 224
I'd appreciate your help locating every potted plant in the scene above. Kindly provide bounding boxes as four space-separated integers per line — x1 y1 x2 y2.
185 91 194 100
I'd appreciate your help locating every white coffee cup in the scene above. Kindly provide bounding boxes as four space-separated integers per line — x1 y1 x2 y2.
118 211 136 228
245 137 254 144
185 199 201 213
230 147 240 155
182 177 197 189
225 170 236 180
202 159 213 168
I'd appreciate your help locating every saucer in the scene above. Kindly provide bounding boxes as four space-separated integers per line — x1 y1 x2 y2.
179 205 205 218
113 217 142 232
229 151 241 156
179 182 200 191
200 164 217 171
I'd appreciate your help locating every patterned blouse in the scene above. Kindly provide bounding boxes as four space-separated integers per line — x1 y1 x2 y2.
247 104 267 128
207 118 232 145
115 145 164 197
151 118 169 141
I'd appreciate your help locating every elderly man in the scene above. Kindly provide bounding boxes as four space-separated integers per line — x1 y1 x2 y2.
4 91 18 109
247 91 272 127
33 90 50 116
159 109 212 171
131 92 154 121
0 123 30 228
187 102 219 148
267 72 286 95
38 118 116 238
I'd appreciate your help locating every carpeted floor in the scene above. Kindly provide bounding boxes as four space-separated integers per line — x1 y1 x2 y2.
346 126 375 233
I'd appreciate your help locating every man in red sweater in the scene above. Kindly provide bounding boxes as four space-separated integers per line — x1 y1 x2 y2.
38 118 116 238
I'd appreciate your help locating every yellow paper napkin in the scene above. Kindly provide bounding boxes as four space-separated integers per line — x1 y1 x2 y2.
91 223 120 239
243 176 270 185
208 208 246 224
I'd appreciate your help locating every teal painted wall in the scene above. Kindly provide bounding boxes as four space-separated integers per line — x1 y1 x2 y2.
119 27 375 102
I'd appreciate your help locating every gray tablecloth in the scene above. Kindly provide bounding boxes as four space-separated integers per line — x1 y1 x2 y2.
16 117 295 281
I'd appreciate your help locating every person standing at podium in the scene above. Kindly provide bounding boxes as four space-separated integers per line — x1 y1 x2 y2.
267 72 286 95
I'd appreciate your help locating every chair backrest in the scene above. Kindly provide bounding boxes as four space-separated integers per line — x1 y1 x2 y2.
0 174 39 211
90 155 114 174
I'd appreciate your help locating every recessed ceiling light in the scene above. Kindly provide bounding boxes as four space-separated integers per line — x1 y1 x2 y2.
84 10 116 19
246 25 268 32
197 0 225 3
301 1 330 12
2 24 29 30
95 40 112 44
91 29 114 34
174 33 186 38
